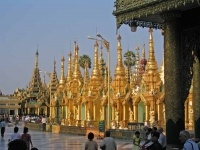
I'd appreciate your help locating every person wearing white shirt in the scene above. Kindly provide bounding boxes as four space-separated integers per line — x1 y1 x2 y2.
10 127 21 141
42 116 47 132
157 127 166 150
179 130 199 150
1 119 6 137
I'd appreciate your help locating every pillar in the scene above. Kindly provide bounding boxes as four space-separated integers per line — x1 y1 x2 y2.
193 56 200 138
93 104 96 120
161 11 184 145
37 108 40 115
133 104 138 122
184 101 188 128
145 105 149 122
112 106 115 120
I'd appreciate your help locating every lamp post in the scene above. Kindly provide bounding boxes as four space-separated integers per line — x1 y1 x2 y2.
87 34 110 129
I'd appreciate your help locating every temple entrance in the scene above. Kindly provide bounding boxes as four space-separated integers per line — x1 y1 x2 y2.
138 101 145 123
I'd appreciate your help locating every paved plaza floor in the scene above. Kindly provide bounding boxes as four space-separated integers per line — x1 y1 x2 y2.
0 122 133 150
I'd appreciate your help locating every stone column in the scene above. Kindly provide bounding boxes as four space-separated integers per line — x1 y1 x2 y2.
161 11 184 145
193 56 200 137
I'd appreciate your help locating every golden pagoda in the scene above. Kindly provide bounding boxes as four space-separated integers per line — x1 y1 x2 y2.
131 28 164 127
110 34 129 129
13 29 195 136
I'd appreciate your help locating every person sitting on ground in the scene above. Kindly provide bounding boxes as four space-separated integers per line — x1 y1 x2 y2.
132 131 141 150
85 132 98 150
21 127 33 150
11 127 21 141
179 130 199 150
157 127 166 150
8 139 27 150
146 132 163 150
100 130 117 150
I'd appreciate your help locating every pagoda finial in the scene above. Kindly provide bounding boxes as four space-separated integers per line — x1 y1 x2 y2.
91 40 100 78
53 57 56 72
142 43 146 59
35 45 39 68
59 53 65 87
145 28 158 73
50 59 59 94
114 34 125 77
66 51 72 82
117 34 121 47
73 42 81 79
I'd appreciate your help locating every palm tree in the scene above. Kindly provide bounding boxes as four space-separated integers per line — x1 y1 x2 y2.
123 50 136 83
79 55 92 69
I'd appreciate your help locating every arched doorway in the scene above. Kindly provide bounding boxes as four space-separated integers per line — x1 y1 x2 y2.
138 101 145 123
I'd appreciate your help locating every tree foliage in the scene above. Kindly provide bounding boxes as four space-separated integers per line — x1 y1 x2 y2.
79 55 92 69
123 50 136 67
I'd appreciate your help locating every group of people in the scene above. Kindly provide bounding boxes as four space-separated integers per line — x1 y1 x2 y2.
132 126 166 150
132 126 200 150
85 130 117 150
8 126 37 150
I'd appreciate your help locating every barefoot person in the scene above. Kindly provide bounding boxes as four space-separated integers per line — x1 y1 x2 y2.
85 132 98 150
1 119 6 137
21 127 33 150
10 127 21 141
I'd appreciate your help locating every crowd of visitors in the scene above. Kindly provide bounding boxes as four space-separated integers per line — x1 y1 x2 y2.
1 114 200 150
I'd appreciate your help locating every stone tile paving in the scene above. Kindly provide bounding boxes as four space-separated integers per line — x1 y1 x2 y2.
0 122 132 150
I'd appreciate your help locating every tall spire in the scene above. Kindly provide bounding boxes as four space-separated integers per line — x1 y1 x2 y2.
159 53 164 84
114 34 125 77
66 52 72 82
59 54 65 87
91 41 100 77
50 59 59 95
142 43 146 60
29 49 42 93
98 44 106 77
84 61 89 85
145 28 158 73
140 43 147 72
42 75 47 88
88 40 102 90
35 45 39 68
73 41 82 79
131 45 142 87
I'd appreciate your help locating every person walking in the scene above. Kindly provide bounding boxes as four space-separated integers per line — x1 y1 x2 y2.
100 130 117 150
21 127 33 150
1 118 6 137
42 116 47 132
179 130 199 150
157 127 166 150
132 131 141 150
10 127 21 141
85 132 98 150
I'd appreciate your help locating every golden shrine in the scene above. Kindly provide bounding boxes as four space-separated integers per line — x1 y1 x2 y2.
14 28 195 131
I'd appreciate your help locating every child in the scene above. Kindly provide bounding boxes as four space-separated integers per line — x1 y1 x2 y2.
133 131 141 150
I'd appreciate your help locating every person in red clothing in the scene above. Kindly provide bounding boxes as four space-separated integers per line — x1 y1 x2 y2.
21 127 33 150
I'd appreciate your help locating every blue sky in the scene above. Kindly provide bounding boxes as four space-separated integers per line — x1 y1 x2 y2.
0 0 163 94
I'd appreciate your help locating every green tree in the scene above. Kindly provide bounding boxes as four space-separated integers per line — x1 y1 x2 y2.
123 50 136 83
79 55 92 69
